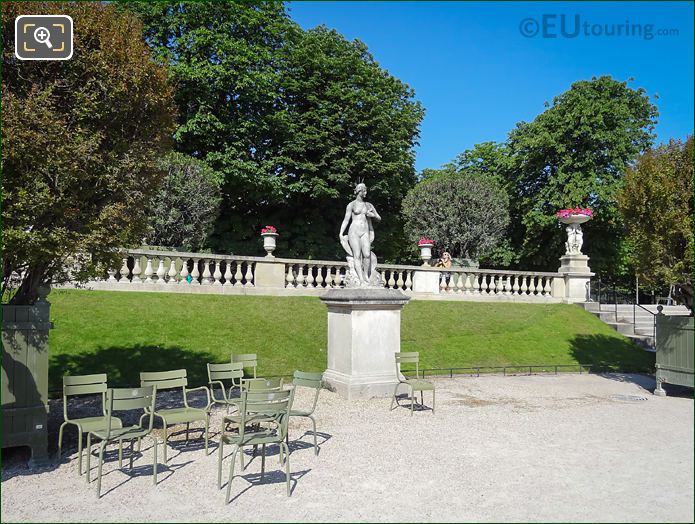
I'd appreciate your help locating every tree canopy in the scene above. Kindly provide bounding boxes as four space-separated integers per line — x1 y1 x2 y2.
123 1 424 261
619 137 694 310
2 2 176 304
506 76 658 272
402 168 510 261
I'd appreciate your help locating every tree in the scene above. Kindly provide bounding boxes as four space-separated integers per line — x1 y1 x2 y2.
619 137 694 311
402 169 510 261
145 153 223 251
2 2 176 304
506 76 658 273
124 3 424 261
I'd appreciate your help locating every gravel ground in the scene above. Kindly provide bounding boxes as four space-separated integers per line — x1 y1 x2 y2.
1 373 693 523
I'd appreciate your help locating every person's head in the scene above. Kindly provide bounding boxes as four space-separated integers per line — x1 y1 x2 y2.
354 182 367 197
442 252 451 260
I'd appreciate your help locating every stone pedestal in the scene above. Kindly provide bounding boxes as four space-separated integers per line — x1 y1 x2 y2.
558 254 594 303
412 269 440 294
320 288 410 400
253 261 286 288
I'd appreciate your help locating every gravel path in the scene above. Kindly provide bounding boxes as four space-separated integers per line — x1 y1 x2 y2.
2 373 693 522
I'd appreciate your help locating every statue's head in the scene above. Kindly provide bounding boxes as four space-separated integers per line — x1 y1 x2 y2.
354 182 367 196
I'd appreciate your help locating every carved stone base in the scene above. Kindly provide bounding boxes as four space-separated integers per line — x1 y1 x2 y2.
558 254 594 303
320 288 410 400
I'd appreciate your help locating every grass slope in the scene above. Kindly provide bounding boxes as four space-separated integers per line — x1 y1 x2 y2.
47 289 653 392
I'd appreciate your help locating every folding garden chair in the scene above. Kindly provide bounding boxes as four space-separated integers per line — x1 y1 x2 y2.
287 370 323 455
85 385 158 498
390 352 435 415
207 362 244 413
59 374 123 475
231 353 257 379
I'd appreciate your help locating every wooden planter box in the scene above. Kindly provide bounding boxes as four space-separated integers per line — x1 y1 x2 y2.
654 314 694 396
1 297 52 467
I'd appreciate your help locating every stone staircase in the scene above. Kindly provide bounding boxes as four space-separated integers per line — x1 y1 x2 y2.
583 302 691 351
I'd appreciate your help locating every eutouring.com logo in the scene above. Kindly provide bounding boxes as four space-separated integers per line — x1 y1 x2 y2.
519 14 679 40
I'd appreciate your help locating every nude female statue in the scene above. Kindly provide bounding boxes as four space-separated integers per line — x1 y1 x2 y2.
339 182 382 286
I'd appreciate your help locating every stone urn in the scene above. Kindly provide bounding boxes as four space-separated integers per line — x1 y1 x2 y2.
558 213 591 255
417 241 434 266
261 232 278 257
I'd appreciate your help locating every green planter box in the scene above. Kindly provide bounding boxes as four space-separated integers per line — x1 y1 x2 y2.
654 313 694 395
1 295 53 467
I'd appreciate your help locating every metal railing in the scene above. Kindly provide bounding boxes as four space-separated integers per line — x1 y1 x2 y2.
594 276 657 343
418 364 592 379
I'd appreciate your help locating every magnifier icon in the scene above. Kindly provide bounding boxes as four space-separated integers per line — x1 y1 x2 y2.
33 26 53 49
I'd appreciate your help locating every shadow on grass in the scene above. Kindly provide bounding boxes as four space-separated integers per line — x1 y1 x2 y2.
49 344 221 394
569 334 655 373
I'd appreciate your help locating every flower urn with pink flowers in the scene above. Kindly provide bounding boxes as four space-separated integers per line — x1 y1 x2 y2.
260 225 278 257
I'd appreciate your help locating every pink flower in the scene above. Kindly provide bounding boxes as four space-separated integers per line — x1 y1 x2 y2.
261 225 277 234
556 208 592 218
418 238 435 246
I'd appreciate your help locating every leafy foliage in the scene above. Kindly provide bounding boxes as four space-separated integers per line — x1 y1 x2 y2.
2 2 176 304
402 169 510 260
506 76 658 272
619 137 694 310
123 2 424 261
145 153 223 251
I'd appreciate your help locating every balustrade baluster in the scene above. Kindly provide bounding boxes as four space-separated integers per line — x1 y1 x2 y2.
472 274 480 294
387 271 396 289
396 271 404 290
520 276 528 295
529 276 538 295
179 258 190 284
144 257 154 283
404 271 412 291
510 275 518 295
200 259 212 285
298 265 306 287
106 268 117 283
167 258 179 284
223 260 233 286
318 266 326 288
243 263 253 286
308 265 317 288
285 265 295 288
119 257 130 284
489 275 496 295
232 261 243 286
191 258 201 285
156 259 166 284
543 277 552 296
212 260 222 286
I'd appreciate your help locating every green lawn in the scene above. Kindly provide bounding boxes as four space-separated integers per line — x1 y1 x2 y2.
47 289 654 393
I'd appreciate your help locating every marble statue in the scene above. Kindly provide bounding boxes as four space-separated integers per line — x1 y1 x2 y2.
565 224 584 255
339 182 383 287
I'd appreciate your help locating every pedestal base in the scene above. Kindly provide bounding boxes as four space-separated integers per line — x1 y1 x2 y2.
558 254 594 303
320 288 410 400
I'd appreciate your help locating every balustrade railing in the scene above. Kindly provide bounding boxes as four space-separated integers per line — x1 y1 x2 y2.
437 268 557 298
59 247 566 302
110 249 256 288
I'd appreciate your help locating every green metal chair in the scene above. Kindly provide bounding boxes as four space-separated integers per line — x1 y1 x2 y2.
218 388 295 504
207 362 245 413
59 374 123 475
85 386 158 498
232 353 257 379
139 369 211 462
288 371 323 455
241 377 284 391
390 352 435 415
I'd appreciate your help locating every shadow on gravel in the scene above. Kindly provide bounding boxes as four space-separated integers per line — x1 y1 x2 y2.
569 334 655 373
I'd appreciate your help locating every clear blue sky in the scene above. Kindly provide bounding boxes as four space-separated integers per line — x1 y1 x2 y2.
288 1 694 172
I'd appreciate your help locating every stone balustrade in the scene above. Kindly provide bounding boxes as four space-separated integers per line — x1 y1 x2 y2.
57 247 573 302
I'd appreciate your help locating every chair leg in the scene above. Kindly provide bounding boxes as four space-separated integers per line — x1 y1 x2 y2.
225 447 239 504
136 414 146 451
152 435 158 486
96 441 106 498
204 415 209 455
390 383 400 411
282 441 291 497
432 389 436 414
77 431 84 475
85 433 92 483
309 415 318 456
260 444 266 480
118 440 123 468
411 390 414 416
162 424 168 463
58 422 66 462
420 390 424 407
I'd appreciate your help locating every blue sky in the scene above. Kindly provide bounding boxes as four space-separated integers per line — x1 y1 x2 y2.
289 1 694 172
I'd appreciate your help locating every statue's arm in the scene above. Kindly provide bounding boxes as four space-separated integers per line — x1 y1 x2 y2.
339 203 352 238
366 203 381 221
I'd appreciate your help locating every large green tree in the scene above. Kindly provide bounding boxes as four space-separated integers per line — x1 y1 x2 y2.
507 76 658 273
124 2 423 260
618 137 694 311
2 2 176 304
402 168 510 261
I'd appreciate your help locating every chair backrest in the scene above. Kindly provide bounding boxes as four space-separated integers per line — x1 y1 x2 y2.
237 388 294 440
395 352 420 377
242 377 284 391
292 370 323 413
63 373 109 420
207 362 244 385
105 386 157 437
232 353 257 378
140 369 188 391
